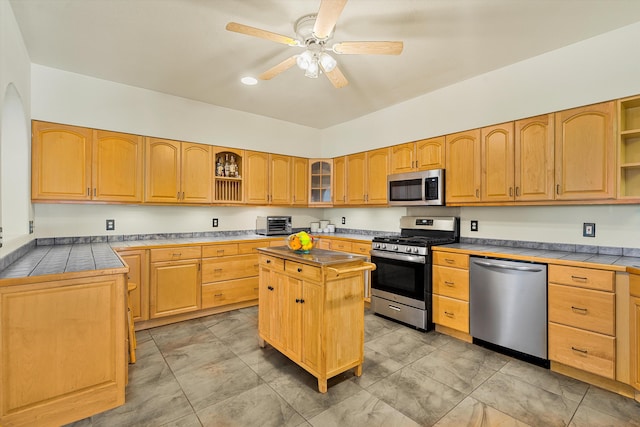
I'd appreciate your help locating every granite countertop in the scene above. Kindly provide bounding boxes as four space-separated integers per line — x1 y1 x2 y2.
437 242 640 272
258 246 368 266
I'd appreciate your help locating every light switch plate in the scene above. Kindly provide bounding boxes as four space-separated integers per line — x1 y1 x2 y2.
583 222 595 237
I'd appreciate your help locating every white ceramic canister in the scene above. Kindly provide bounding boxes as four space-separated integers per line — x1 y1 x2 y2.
310 222 320 232
319 220 330 229
327 224 336 232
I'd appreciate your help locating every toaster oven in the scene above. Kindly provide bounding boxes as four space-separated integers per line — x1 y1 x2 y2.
256 216 292 236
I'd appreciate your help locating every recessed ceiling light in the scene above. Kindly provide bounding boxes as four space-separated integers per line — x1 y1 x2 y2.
241 76 258 86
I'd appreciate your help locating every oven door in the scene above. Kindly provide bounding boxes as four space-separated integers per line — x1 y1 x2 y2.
370 251 429 305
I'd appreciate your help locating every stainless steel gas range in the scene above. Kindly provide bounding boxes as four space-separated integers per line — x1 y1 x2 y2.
370 216 459 330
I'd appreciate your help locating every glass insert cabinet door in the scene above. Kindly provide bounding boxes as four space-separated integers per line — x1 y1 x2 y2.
309 159 333 205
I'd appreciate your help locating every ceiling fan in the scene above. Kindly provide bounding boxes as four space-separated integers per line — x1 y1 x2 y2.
225 0 403 88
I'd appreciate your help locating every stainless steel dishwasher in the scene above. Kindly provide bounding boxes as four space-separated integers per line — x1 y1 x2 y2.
470 257 548 363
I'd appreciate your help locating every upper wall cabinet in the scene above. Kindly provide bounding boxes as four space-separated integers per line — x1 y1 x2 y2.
618 95 640 199
244 151 294 205
445 129 481 203
32 121 143 202
309 159 332 206
514 114 555 201
554 101 616 200
390 137 445 174
333 156 347 205
213 148 244 203
345 148 390 205
145 138 212 204
481 122 514 203
291 156 308 206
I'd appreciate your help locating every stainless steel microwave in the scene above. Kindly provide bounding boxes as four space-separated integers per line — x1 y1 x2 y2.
256 216 292 235
387 169 445 206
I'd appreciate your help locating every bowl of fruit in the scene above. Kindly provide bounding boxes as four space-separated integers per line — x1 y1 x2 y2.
286 231 316 254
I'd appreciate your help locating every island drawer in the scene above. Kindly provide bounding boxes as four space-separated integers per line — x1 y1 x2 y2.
285 261 322 282
202 243 238 258
548 322 615 379
150 246 201 262
432 295 469 333
432 265 469 301
548 265 614 291
433 252 469 269
548 284 615 336
259 255 284 270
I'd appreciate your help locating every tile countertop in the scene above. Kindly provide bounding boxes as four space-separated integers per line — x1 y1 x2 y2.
436 243 640 273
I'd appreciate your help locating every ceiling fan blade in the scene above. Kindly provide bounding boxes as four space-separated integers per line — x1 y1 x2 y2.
333 41 404 55
259 56 298 80
313 0 348 39
226 22 298 46
322 65 349 88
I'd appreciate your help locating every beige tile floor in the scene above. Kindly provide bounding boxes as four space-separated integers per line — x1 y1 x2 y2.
68 307 640 426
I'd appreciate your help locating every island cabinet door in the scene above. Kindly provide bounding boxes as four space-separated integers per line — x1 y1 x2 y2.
301 281 322 372
282 276 303 360
258 268 282 347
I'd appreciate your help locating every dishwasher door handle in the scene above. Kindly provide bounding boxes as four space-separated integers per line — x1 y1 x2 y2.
472 260 543 273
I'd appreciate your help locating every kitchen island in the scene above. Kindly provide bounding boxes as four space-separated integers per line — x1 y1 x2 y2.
257 247 375 393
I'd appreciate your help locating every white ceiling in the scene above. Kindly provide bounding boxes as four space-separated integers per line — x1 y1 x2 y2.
9 0 640 129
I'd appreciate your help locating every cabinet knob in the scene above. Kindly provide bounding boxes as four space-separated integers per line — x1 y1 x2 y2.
297 267 302 272
295 298 300 303
267 286 274 291
266 259 271 264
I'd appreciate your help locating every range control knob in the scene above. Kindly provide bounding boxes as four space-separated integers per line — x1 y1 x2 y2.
393 245 399 250
406 247 412 252
413 248 420 253
381 244 387 249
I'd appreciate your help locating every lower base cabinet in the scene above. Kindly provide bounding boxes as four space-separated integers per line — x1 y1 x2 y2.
149 247 202 318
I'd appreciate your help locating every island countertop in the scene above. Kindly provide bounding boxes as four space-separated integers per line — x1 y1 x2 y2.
257 246 367 266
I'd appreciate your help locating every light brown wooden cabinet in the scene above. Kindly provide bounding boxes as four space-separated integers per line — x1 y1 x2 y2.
258 250 370 393
445 129 482 203
145 138 212 203
333 156 347 205
291 156 308 206
0 273 126 426
481 122 515 202
149 246 202 319
618 95 640 199
630 273 640 392
118 249 149 322
309 159 333 206
244 151 295 205
345 148 390 205
514 114 555 201
554 101 616 200
548 264 616 379
390 137 445 174
432 251 470 334
32 121 144 202
213 148 244 203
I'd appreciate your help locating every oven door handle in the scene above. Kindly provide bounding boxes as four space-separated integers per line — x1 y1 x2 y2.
370 250 426 264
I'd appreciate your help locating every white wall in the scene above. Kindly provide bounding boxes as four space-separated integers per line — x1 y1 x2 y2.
0 0 33 255
30 65 322 158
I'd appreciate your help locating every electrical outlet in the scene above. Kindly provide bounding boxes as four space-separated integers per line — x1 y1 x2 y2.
470 220 478 232
106 219 115 231
583 222 596 237
212 218 218 227
29 220 34 234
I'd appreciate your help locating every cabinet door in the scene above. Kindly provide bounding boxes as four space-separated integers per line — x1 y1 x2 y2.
244 151 270 204
346 152 367 204
481 122 514 202
333 156 347 205
514 114 555 201
93 130 144 202
555 102 615 200
446 129 481 203
366 147 390 204
258 268 283 346
291 156 308 206
270 154 291 205
309 159 332 206
118 249 149 322
282 276 303 360
632 295 640 391
301 281 323 372
416 136 445 170
31 121 92 201
181 142 212 203
145 138 181 203
149 259 200 318
390 142 415 174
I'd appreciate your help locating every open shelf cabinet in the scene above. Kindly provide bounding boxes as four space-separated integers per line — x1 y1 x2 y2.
618 96 640 198
213 148 244 203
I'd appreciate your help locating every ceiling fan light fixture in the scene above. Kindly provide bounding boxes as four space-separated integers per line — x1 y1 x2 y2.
296 50 314 70
305 59 320 78
319 52 336 72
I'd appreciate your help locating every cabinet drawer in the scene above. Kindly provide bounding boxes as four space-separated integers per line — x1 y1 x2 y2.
548 322 615 379
150 246 202 262
285 261 322 282
239 241 270 254
202 254 259 282
331 240 352 252
202 277 259 308
548 284 615 335
202 243 238 258
351 242 372 255
260 254 284 270
432 295 469 333
433 252 469 269
548 265 614 291
432 265 469 301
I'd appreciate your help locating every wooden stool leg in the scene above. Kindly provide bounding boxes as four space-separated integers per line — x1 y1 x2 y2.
127 306 136 364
